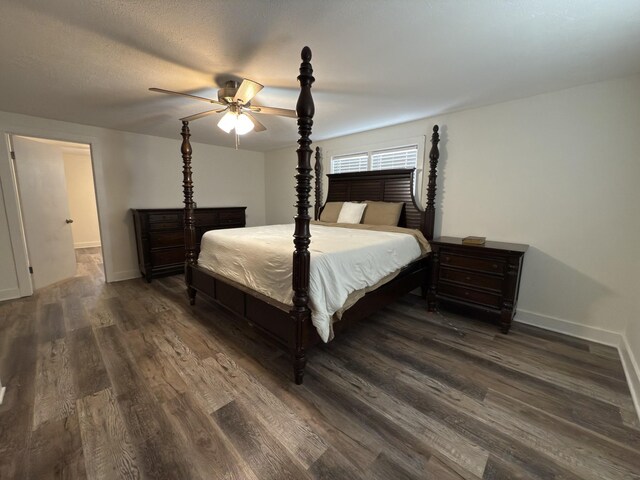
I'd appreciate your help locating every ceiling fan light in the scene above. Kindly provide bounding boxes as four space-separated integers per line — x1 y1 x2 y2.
235 113 255 135
218 111 237 133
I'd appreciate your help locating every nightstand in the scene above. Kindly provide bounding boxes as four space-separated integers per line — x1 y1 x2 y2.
427 237 528 333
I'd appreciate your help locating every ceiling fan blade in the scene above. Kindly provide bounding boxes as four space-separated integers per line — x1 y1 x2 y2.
249 105 297 118
149 87 225 106
233 79 264 104
245 112 267 132
180 108 227 122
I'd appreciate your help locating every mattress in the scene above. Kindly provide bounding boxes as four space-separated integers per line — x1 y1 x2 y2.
198 223 429 342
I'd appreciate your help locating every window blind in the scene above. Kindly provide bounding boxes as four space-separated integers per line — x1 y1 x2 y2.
331 153 368 174
371 146 418 170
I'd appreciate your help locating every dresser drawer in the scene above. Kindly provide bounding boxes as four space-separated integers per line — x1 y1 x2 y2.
149 212 180 223
440 252 505 275
195 212 218 225
219 210 245 225
132 207 246 282
148 212 182 230
150 231 184 249
438 282 502 309
439 267 503 292
151 246 185 266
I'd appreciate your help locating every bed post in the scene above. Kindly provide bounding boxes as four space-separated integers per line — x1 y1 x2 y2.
292 46 315 384
424 125 440 241
314 147 322 220
181 120 197 305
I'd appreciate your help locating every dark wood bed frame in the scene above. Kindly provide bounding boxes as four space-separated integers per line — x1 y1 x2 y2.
180 47 440 384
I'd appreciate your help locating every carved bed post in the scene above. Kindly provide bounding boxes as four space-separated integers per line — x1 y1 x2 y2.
424 125 440 241
314 147 322 220
181 120 197 305
292 46 315 384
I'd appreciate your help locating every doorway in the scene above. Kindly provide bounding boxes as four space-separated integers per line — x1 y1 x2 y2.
11 135 104 291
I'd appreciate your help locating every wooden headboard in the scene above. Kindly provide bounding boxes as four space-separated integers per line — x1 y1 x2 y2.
318 125 441 240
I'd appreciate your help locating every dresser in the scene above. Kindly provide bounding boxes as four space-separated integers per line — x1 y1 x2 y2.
132 207 246 282
427 237 528 333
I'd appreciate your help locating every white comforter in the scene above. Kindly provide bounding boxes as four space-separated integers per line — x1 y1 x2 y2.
198 223 422 342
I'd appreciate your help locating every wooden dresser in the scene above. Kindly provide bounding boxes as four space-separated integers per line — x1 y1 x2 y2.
427 237 528 333
132 207 246 282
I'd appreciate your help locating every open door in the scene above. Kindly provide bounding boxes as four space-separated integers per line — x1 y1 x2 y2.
12 136 77 290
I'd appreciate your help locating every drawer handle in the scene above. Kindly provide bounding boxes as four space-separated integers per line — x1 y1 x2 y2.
464 291 469 296
466 276 471 281
492 264 498 269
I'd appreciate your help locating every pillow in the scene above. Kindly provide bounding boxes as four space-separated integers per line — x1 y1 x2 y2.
319 202 343 223
361 201 404 226
337 202 367 224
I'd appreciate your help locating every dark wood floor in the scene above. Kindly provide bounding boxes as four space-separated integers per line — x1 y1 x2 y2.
1 247 639 479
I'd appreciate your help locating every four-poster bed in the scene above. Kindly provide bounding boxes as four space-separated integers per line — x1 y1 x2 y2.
179 46 440 384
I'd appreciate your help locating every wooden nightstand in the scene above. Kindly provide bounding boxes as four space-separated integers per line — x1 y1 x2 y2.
427 237 528 333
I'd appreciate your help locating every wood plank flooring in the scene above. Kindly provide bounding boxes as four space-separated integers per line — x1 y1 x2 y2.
1 247 639 479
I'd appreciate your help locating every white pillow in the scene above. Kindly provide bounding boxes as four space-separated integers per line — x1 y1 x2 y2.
337 202 367 224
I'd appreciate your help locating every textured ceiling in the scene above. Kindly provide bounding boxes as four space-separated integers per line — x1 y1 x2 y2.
1 0 639 151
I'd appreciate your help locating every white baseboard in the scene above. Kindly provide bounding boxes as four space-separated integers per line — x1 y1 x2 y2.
74 241 102 249
515 308 622 347
620 336 640 425
0 287 21 302
108 269 141 282
515 308 640 423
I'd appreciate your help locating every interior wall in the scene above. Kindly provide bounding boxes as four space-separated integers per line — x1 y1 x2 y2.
265 74 640 347
63 151 101 248
0 110 267 299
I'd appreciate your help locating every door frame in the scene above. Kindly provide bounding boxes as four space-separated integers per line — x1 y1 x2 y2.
1 128 112 296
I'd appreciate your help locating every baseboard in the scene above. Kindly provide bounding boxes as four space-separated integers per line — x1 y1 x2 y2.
74 241 102 249
516 308 640 422
0 287 20 302
620 336 640 424
108 269 141 282
515 309 621 347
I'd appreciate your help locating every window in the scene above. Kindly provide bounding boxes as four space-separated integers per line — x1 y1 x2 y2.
331 145 418 174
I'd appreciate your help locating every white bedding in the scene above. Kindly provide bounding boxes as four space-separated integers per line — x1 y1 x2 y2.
198 223 423 342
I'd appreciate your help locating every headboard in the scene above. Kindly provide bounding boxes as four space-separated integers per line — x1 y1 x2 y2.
317 125 440 240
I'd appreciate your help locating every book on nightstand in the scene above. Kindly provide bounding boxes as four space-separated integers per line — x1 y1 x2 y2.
462 236 486 245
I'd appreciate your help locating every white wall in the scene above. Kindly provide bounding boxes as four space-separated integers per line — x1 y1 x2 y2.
265 74 640 408
0 111 266 299
63 151 101 248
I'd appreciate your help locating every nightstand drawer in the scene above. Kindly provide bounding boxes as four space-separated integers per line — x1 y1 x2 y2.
438 282 502 309
439 267 503 292
440 252 505 275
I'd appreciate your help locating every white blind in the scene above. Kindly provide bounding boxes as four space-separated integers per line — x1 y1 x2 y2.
331 153 368 173
371 145 418 170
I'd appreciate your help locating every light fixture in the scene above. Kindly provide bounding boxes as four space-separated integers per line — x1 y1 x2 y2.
235 113 254 135
216 107 255 136
217 111 236 133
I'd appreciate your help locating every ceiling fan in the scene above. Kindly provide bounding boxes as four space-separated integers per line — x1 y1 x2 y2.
150 79 296 143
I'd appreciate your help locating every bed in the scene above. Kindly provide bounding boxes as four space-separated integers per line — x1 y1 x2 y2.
179 46 441 383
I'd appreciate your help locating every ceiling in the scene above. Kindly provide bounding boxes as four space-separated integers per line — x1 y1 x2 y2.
1 1 639 152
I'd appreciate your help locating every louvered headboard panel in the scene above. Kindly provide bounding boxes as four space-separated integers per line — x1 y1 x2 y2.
324 169 427 236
